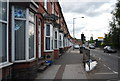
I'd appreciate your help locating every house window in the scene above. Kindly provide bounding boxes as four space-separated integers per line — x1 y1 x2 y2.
44 0 47 10
29 11 35 59
0 1 8 65
59 33 63 48
54 31 57 48
15 20 26 60
63 37 65 47
45 24 53 51
14 6 26 61
12 6 36 62
54 28 58 49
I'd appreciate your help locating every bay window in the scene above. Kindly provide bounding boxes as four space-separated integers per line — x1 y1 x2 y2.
59 33 63 48
54 31 57 49
29 11 35 59
0 1 9 66
54 28 58 49
45 24 53 51
12 6 36 62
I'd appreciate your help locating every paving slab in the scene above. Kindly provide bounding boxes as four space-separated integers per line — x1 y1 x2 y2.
36 65 61 79
62 64 87 79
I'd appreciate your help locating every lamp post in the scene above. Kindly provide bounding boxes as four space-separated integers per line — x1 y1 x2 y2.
73 17 84 38
73 17 84 50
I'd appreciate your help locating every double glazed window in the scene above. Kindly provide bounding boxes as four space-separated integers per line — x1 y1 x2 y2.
54 31 58 49
54 28 59 49
14 6 26 60
59 33 63 48
0 1 8 65
45 24 53 51
12 6 36 62
29 11 35 59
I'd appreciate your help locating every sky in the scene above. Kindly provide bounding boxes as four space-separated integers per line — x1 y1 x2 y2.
59 0 117 40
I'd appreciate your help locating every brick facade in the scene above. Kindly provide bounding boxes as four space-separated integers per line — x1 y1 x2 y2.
0 1 73 80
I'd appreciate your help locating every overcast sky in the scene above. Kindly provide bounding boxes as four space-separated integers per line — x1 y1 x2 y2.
59 0 117 40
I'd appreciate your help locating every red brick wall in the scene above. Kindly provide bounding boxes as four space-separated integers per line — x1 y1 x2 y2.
54 49 59 59
44 51 54 61
0 66 12 79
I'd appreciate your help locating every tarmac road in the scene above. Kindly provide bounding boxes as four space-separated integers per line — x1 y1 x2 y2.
87 48 120 80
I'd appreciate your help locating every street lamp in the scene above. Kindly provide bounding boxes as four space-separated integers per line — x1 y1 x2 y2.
73 17 84 38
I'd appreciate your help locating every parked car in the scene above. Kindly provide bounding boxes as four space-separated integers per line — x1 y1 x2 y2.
104 46 117 53
73 44 80 49
89 45 95 49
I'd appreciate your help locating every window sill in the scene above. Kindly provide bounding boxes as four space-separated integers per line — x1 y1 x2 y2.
13 58 36 63
44 50 54 52
0 62 13 69
59 47 64 48
54 48 59 50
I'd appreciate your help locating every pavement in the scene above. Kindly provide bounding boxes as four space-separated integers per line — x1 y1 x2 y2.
35 48 88 80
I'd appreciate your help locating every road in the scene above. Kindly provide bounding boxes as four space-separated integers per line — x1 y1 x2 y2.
87 48 120 80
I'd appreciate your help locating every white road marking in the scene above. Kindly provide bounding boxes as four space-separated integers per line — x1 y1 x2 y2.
108 54 111 55
104 64 118 74
107 67 111 70
95 73 118 74
99 58 101 60
113 71 118 74
104 64 107 67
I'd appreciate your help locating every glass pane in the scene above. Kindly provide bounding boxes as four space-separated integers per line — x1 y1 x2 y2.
0 23 7 63
55 31 57 39
29 11 35 22
0 2 2 20
15 20 25 60
54 40 57 48
29 22 35 59
2 2 7 21
51 39 53 49
59 35 61 40
59 41 61 47
46 37 50 50
14 6 26 18
46 25 50 36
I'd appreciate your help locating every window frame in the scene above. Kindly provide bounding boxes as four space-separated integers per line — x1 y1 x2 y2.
12 6 36 63
54 28 59 49
28 10 36 60
44 24 53 52
0 1 11 68
59 33 63 48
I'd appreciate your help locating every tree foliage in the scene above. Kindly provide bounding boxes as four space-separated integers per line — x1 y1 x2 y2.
104 0 120 49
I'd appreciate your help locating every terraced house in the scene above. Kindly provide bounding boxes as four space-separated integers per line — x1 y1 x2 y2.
0 0 73 80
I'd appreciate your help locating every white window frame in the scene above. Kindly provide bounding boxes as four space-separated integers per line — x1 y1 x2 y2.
28 10 36 61
44 24 53 52
44 0 47 10
54 28 59 49
0 1 13 68
59 33 63 48
12 6 36 63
